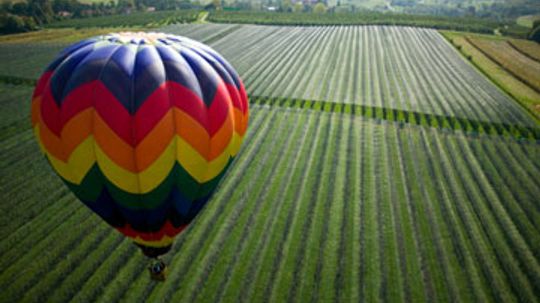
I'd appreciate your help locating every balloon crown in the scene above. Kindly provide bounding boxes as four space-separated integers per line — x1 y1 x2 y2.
102 32 188 46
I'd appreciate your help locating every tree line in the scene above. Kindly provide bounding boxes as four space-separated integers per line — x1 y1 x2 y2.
0 0 198 34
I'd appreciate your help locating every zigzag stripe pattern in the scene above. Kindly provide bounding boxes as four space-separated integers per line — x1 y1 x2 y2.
31 32 249 250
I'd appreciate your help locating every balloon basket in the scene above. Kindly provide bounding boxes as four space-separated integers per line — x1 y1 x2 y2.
149 259 168 282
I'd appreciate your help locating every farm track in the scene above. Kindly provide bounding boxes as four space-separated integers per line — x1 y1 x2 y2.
1 24 539 303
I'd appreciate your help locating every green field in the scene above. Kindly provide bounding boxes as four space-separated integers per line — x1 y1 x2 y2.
516 14 540 28
442 31 540 120
176 25 534 126
1 23 539 302
207 11 505 34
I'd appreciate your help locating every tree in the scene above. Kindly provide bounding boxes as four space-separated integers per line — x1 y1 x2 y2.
281 0 292 12
52 0 64 12
529 22 540 43
313 2 326 13
12 2 29 15
23 15 37 29
466 5 475 16
293 2 303 12
117 0 135 11
6 14 25 30
27 0 54 25
1 1 13 13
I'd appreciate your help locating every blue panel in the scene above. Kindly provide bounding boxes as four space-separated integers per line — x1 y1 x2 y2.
181 48 219 106
49 43 95 106
133 46 166 112
191 47 235 86
99 46 137 112
46 38 96 72
156 45 203 100
81 188 126 228
187 41 242 89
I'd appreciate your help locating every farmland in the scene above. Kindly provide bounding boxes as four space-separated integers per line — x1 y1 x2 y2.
188 25 534 126
1 23 539 302
443 31 540 119
509 39 540 62
207 11 505 34
466 37 540 92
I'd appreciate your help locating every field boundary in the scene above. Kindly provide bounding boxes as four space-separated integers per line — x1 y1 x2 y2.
201 25 243 45
506 41 540 64
0 75 37 87
1 75 537 141
441 32 540 123
465 37 540 94
249 95 540 141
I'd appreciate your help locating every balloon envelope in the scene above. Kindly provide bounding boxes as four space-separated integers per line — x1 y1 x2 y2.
31 32 249 257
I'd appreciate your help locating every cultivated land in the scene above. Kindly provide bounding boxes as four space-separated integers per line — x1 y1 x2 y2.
509 39 540 62
207 11 504 33
443 31 540 119
466 37 540 92
1 23 539 302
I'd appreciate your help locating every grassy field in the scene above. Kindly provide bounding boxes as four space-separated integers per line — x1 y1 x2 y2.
443 31 540 120
0 24 539 302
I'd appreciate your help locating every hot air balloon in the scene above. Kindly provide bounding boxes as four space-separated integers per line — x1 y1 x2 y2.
30 32 249 279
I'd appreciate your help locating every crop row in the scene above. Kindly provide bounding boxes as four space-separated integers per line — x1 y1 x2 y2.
0 43 65 80
0 70 537 143
160 23 242 44
250 96 540 141
443 32 540 122
1 24 539 303
146 107 539 302
1 24 537 128
166 24 536 127
2 103 539 302
0 69 536 158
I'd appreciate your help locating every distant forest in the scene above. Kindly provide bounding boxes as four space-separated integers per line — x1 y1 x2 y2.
387 0 539 20
0 0 200 33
